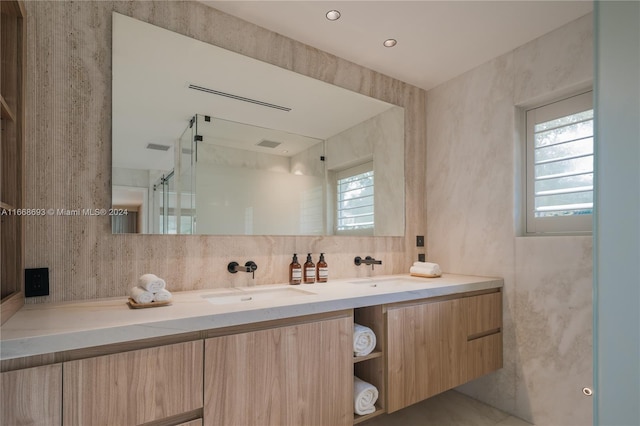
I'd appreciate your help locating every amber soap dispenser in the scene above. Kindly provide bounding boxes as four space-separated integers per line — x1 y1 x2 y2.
289 253 302 285
316 253 328 283
303 253 315 284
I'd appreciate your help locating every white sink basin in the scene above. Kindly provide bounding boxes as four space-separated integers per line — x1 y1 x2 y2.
202 287 316 305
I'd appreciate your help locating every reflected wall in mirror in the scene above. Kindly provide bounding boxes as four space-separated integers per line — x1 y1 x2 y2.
112 13 404 236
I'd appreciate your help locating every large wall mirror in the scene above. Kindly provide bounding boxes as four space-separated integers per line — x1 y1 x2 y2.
112 13 404 236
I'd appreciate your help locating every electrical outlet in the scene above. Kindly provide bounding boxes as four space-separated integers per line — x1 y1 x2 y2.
418 253 426 262
416 235 424 247
25 268 49 297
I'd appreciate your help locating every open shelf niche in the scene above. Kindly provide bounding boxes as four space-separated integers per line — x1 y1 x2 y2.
353 305 386 424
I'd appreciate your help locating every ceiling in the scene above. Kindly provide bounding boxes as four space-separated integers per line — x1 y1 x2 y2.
204 1 593 92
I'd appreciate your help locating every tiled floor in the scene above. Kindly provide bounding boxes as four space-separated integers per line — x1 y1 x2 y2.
362 390 532 426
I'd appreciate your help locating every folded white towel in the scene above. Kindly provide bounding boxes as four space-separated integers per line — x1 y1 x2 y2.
410 262 442 276
129 286 154 304
138 274 166 293
153 289 172 302
353 324 377 357
354 376 379 415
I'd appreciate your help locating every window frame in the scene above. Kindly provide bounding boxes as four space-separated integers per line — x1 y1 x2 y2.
525 90 594 235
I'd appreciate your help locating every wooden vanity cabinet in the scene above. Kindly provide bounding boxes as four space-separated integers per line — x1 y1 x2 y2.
385 289 502 412
1 289 501 425
204 314 353 426
63 340 203 426
1 364 62 426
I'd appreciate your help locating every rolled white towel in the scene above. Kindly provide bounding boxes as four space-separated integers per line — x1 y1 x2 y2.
153 289 172 302
129 286 154 304
354 376 379 415
410 261 442 276
138 274 166 293
353 324 377 357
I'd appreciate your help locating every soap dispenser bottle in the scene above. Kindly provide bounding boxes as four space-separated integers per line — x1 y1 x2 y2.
316 253 328 283
289 254 302 285
303 253 315 284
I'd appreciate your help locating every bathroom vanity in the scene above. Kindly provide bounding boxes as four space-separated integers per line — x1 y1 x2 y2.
0 274 503 426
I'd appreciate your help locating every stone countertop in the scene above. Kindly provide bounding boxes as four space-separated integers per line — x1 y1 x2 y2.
0 273 502 361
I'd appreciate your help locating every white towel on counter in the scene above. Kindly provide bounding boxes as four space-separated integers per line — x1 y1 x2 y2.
353 376 379 415
410 261 442 277
138 274 166 293
129 286 154 304
353 323 377 357
153 289 173 302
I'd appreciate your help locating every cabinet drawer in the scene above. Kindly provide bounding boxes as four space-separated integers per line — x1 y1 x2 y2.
465 291 502 337
467 332 503 381
63 340 203 425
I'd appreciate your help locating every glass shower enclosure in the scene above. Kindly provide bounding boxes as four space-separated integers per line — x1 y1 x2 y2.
152 116 197 234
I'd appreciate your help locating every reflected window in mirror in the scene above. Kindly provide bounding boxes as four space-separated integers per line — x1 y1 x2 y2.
335 162 374 236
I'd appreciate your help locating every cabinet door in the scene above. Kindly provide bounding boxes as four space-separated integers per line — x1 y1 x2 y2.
63 341 203 425
204 316 352 426
386 299 466 412
1 364 62 426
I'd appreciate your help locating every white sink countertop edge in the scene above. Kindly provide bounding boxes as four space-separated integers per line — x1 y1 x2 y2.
0 273 503 360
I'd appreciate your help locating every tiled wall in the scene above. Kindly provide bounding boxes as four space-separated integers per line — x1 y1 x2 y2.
23 1 426 303
426 13 593 425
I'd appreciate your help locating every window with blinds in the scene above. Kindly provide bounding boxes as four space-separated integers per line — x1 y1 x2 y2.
525 91 593 234
336 162 374 234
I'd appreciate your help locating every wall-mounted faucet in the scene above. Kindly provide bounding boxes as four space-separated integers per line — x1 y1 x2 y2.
228 261 258 279
354 256 382 270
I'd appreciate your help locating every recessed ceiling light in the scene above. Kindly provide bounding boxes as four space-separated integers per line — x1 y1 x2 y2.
383 39 397 48
326 10 341 21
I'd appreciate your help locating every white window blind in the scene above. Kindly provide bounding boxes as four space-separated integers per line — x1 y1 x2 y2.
526 91 593 234
336 162 374 233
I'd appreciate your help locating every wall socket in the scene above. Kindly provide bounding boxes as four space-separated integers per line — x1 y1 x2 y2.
416 235 424 247
25 268 50 297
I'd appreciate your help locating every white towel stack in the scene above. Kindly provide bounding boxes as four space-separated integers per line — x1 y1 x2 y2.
353 324 377 357
129 274 172 304
129 286 154 304
138 274 166 293
353 376 379 415
409 261 442 277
